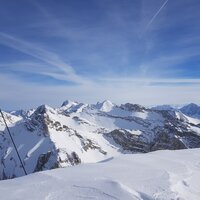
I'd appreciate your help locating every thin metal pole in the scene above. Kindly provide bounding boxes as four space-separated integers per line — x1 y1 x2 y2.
0 109 27 175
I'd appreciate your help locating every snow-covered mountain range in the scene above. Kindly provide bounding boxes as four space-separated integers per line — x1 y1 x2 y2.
0 100 200 180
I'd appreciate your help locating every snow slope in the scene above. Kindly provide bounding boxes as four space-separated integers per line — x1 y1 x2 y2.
0 148 200 200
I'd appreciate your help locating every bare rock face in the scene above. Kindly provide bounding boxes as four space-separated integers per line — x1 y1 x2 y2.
120 103 147 112
25 105 53 136
106 129 150 153
106 127 199 153
150 131 187 151
68 152 81 165
106 109 200 153
34 151 58 172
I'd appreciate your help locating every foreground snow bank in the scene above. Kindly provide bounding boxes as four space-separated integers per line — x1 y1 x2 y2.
1 148 200 200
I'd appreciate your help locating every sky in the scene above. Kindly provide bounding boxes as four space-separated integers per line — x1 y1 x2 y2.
0 0 200 110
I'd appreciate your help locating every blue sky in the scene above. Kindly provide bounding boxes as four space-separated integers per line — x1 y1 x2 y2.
0 0 200 109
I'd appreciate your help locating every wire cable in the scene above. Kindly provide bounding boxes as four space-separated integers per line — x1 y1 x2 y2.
0 109 27 175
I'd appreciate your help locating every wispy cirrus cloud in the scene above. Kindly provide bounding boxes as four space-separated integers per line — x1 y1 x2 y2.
99 77 200 86
0 0 200 109
0 72 199 110
0 32 86 84
0 61 75 85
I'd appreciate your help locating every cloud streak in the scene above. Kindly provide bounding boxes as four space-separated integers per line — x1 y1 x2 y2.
0 73 199 110
0 32 86 84
146 0 169 30
99 77 200 85
0 0 200 109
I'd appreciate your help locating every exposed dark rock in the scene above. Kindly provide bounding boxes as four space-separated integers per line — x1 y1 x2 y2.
106 129 149 153
68 152 81 165
120 103 147 112
151 132 186 151
82 139 107 155
107 124 200 153
34 151 58 172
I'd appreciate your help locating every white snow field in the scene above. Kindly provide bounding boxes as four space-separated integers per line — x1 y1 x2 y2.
0 148 200 200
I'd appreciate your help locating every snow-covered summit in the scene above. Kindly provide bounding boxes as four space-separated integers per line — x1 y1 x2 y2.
60 100 87 114
61 99 78 107
95 100 115 112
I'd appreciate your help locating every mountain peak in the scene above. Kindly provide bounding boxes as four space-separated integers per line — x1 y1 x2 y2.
185 103 199 108
180 103 200 119
96 100 114 112
181 103 199 111
61 100 78 107
34 104 54 115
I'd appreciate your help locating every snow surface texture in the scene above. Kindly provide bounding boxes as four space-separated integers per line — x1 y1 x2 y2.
1 100 200 180
0 148 200 200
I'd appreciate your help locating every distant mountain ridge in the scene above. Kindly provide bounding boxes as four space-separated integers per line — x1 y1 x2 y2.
0 100 200 180
152 103 200 120
180 103 200 119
